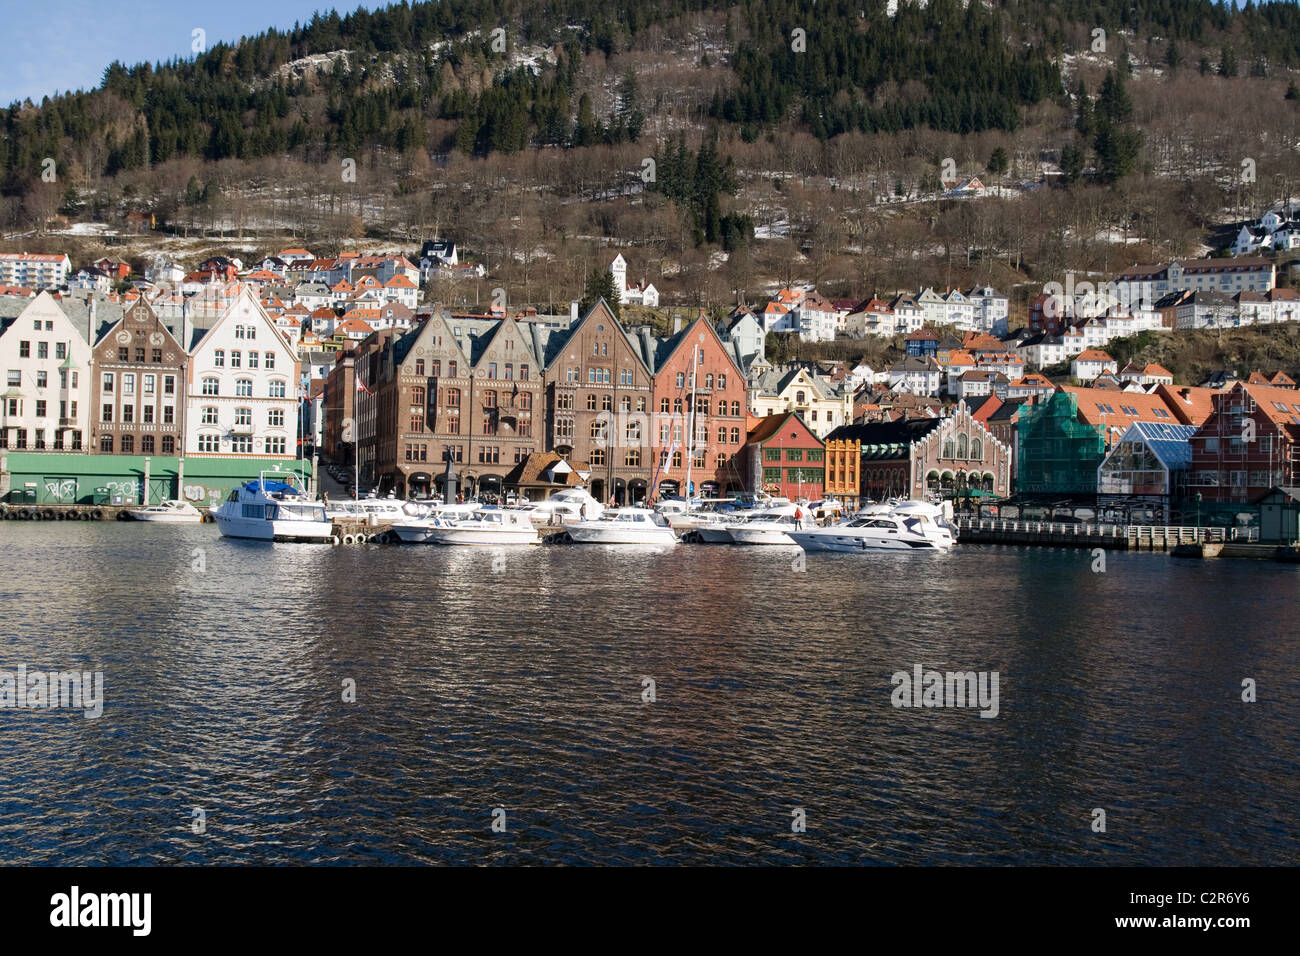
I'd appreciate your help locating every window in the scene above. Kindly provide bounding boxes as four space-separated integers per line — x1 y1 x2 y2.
36 371 47 388
717 427 726 444
102 372 115 393
557 392 572 410
637 397 646 411
447 410 460 434
248 352 259 369
214 350 224 367
202 378 218 396
730 427 740 444
264 352 275 369
231 436 253 454
674 398 683 414
163 406 174 424
672 451 682 468
787 449 804 461
705 374 714 388
587 394 597 411
626 421 642 442
144 374 155 395
590 420 608 442
411 411 425 431
449 361 457 377
18 341 30 358
521 364 529 381
431 360 441 377
266 437 286 454
143 405 154 424
589 448 605 465
269 380 286 398
520 392 532 410
625 449 641 467
134 347 144 363
122 404 134 423
121 435 134 454
478 445 500 464
676 372 685 387
484 390 497 408
152 349 162 363
719 374 727 390
101 404 113 423
231 350 242 368
269 409 285 428
415 359 425 376
601 395 612 411
716 454 727 469
202 407 218 425
122 374 135 395
764 448 781 461
236 379 253 397
141 435 154 454
489 362 497 378
34 400 46 418
234 407 252 426
56 343 66 360
446 387 460 407
198 435 219 452
100 435 114 452
661 398 670 413
162 436 174 454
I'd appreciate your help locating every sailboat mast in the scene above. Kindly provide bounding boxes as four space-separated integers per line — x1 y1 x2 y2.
685 346 697 500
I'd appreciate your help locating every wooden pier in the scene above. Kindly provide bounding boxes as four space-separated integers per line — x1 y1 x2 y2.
955 517 1260 553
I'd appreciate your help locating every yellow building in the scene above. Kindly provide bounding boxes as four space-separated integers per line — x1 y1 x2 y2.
824 438 861 505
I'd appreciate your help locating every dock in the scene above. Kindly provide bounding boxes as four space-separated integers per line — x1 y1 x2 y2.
953 517 1289 557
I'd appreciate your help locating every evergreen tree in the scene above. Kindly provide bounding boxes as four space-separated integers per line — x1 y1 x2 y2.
987 147 1009 178
579 267 620 321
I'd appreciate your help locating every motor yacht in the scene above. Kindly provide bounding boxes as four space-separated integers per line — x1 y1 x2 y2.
725 510 807 545
419 508 540 546
212 473 332 542
123 499 204 523
790 500 956 551
388 501 483 542
515 488 604 527
565 507 677 545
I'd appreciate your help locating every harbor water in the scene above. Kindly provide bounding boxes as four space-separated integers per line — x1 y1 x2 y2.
1 521 1297 865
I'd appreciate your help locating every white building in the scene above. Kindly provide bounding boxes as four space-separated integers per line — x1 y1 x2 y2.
967 286 1009 335
889 356 943 397
0 291 92 451
184 286 301 459
1071 350 1118 382
0 253 71 290
609 254 659 308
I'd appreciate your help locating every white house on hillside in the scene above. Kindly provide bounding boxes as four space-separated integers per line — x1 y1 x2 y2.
610 254 659 308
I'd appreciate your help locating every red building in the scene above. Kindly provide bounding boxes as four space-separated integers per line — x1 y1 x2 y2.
741 412 825 501
1188 382 1300 503
649 314 749 497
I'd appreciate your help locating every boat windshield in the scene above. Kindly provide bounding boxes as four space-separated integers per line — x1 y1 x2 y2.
274 503 326 521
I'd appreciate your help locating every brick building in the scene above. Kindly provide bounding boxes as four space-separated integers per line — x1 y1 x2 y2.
89 298 187 456
741 412 826 501
647 314 749 497
1188 382 1300 503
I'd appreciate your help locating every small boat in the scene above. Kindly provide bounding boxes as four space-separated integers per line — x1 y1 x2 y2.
417 508 540 546
726 511 806 545
514 487 605 527
388 502 484 543
326 496 432 523
695 513 740 543
124 499 204 523
566 507 677 545
790 501 956 552
212 473 332 542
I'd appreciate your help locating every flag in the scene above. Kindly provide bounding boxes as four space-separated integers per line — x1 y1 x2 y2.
356 374 372 396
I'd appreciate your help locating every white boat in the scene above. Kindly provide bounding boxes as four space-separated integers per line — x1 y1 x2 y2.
388 502 484 543
790 501 956 552
725 511 806 545
326 496 436 523
212 473 333 542
124 499 204 523
420 508 540 546
566 507 677 545
515 487 605 526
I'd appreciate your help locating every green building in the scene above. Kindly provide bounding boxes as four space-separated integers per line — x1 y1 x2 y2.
1015 392 1105 495
1 453 312 506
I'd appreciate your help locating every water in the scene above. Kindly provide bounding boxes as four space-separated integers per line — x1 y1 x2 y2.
0 521 1296 865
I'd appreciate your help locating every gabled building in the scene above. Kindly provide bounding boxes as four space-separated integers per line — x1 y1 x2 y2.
749 364 852 437
184 286 300 460
89 298 186 456
1097 421 1198 522
889 355 942 397
1188 382 1300 503
647 314 749 497
543 299 655 504
741 412 825 501
0 291 92 452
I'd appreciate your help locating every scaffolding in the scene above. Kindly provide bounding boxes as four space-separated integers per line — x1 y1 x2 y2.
1016 392 1105 495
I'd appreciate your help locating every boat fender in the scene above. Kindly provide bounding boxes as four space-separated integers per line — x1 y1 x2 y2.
43 509 55 520
343 533 356 545
91 510 103 521
331 535 341 546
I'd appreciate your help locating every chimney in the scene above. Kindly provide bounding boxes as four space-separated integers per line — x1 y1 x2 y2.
1180 388 1191 402
570 300 579 323
673 315 682 334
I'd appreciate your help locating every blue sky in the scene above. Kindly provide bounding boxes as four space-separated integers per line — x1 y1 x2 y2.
4 0 373 106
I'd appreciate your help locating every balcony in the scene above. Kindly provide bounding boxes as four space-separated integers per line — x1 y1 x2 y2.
59 417 76 427
231 423 254 436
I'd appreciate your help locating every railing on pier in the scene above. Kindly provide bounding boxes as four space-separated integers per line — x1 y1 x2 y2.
954 517 1259 549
